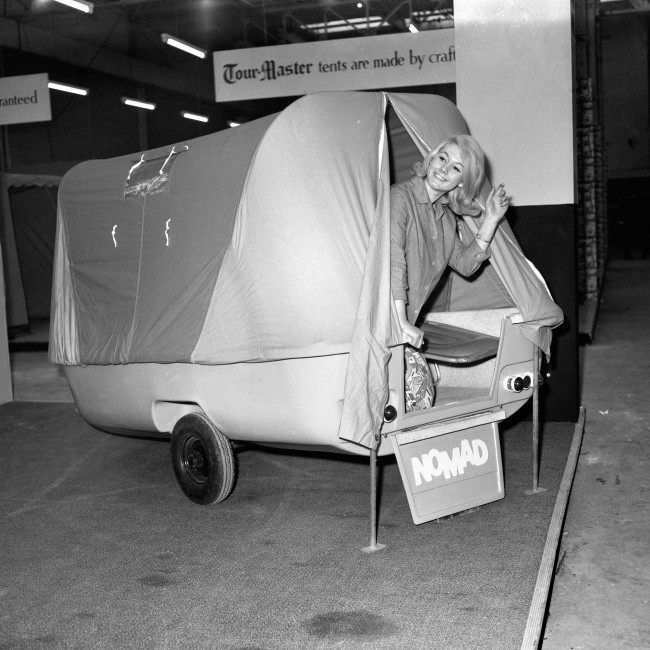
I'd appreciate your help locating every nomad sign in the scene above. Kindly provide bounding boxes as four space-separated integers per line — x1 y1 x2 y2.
0 73 51 126
213 30 455 102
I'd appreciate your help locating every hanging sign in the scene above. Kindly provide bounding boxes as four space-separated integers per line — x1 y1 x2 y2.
213 30 455 103
389 412 505 524
0 74 51 125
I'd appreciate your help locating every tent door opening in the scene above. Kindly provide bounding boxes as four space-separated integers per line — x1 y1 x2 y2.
384 105 518 422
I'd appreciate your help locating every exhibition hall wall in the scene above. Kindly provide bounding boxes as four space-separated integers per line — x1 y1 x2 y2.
455 0 577 422
600 12 650 258
601 13 649 176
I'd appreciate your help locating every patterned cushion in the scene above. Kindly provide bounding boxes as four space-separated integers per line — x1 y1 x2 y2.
404 346 436 412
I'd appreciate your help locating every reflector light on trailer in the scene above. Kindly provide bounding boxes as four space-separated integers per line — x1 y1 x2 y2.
503 373 534 392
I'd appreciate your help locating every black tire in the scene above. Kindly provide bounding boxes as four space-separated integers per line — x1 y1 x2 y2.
170 412 235 505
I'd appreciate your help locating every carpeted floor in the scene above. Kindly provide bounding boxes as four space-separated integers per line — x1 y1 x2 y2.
0 402 573 648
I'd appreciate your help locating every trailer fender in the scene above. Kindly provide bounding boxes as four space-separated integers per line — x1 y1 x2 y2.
152 400 203 434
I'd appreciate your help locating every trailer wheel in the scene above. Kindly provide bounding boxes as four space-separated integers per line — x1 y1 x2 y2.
171 413 235 505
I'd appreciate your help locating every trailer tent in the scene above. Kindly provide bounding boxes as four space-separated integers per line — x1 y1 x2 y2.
50 92 562 449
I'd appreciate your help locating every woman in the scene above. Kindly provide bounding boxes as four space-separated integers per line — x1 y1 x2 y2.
390 135 509 410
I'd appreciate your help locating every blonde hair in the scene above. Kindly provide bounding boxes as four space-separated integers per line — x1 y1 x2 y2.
414 134 486 216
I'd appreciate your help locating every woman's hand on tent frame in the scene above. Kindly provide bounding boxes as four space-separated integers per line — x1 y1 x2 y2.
394 299 424 348
401 322 425 349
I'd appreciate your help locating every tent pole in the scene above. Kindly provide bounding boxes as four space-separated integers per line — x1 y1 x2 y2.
533 347 540 491
361 445 386 553
527 347 546 495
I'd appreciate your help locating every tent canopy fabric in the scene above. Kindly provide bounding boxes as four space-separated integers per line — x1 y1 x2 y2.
50 91 563 448
51 93 389 365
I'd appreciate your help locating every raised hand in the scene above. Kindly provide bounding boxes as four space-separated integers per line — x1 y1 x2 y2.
485 183 510 224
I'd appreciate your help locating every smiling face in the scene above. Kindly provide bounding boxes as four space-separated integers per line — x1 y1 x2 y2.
425 143 464 199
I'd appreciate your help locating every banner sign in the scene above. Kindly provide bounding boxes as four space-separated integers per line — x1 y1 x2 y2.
0 74 51 126
213 29 455 103
390 418 504 524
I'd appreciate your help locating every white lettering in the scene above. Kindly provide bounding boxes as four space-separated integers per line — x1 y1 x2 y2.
411 438 490 485
429 449 442 477
460 438 474 470
412 452 434 486
472 439 489 466
443 446 462 479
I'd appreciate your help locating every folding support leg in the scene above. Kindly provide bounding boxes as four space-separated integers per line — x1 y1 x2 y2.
361 447 386 553
526 347 546 495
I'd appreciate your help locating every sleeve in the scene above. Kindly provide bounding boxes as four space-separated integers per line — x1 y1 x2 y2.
448 218 491 277
390 186 409 303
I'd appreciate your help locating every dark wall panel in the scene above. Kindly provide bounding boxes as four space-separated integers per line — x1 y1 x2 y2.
1 47 231 170
509 203 580 422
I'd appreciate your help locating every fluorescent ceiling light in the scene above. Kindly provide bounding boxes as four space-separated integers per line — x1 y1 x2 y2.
161 33 207 59
304 16 388 34
227 120 241 128
181 111 208 123
121 97 156 110
48 81 88 96
52 0 94 13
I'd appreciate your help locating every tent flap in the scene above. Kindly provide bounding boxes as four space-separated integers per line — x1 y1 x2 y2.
0 173 62 328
